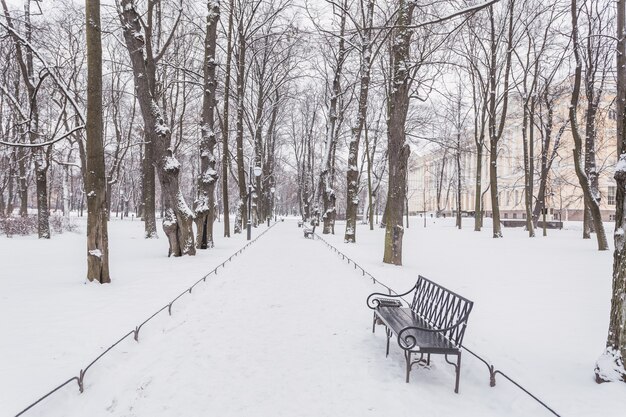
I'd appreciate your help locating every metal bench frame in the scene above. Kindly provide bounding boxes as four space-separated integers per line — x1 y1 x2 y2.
303 225 316 239
367 275 474 393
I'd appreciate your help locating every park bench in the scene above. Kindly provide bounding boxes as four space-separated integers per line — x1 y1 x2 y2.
297 220 303 227
367 276 474 393
303 223 316 239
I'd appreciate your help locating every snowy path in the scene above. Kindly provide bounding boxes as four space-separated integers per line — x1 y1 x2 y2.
23 221 565 416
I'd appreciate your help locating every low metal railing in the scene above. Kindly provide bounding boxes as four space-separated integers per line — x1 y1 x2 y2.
14 222 278 417
313 232 561 417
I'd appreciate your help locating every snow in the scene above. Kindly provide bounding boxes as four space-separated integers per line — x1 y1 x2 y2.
595 348 626 383
2 217 626 416
163 156 180 172
88 249 102 258
615 154 626 177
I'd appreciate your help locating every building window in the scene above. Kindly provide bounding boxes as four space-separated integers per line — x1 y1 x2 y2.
609 109 617 121
610 214 616 221
608 186 616 205
504 213 508 219
512 213 517 219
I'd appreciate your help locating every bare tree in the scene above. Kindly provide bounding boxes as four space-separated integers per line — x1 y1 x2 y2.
569 0 608 251
1 0 50 238
118 0 196 256
487 0 515 239
345 0 376 242
221 0 235 237
195 0 220 249
595 0 626 383
85 0 110 283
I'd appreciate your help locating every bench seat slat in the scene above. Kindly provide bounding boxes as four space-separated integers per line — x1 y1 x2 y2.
376 307 457 353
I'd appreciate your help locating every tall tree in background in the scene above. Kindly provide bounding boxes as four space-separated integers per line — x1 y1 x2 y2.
486 0 515 239
345 0 375 242
118 0 196 256
595 0 626 383
383 0 414 265
460 19 488 232
85 0 110 283
222 0 235 237
1 0 50 238
195 0 220 249
579 0 612 241
316 0 347 235
569 0 608 251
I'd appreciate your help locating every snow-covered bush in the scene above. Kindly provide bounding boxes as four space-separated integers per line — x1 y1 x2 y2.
0 216 38 237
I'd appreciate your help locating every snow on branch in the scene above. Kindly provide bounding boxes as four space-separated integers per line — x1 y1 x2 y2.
0 21 86 125
0 125 85 148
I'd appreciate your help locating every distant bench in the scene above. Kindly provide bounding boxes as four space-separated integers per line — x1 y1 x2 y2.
501 219 563 229
367 276 474 393
303 224 316 239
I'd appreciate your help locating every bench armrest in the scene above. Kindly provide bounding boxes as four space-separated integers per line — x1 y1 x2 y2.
397 314 471 350
366 284 417 309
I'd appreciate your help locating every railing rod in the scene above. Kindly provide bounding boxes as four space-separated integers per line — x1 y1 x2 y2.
15 221 279 416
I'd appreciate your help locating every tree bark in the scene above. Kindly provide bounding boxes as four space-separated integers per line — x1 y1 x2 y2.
221 0 234 237
119 0 195 256
142 138 158 237
569 0 608 251
315 0 347 235
345 0 374 242
85 0 110 283
595 0 626 383
487 2 514 239
383 0 414 265
195 0 220 250
235 18 247 232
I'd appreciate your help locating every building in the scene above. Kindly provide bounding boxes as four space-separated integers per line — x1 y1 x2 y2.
408 88 617 222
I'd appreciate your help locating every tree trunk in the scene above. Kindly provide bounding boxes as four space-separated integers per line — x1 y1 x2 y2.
143 139 158 238
595 0 626 382
486 3 513 239
62 164 71 217
383 0 414 265
474 147 483 231
18 147 28 217
345 0 374 242
316 1 347 236
119 0 195 256
456 147 462 230
86 0 110 283
569 0 608 251
234 18 248 233
221 0 234 238
365 126 375 231
195 0 220 250
6 152 14 216
522 96 535 237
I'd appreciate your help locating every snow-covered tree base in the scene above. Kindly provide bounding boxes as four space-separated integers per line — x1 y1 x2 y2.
594 348 626 383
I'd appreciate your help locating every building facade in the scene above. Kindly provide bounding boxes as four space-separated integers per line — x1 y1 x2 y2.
408 92 617 222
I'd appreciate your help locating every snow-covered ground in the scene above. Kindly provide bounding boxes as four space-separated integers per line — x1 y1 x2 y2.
1 216 625 416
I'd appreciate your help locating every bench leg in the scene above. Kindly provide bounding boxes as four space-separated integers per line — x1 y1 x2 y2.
385 327 392 357
445 352 462 393
455 352 461 394
427 353 431 366
405 351 412 383
372 312 377 333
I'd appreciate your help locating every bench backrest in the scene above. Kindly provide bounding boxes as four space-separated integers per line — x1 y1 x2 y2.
410 275 474 347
